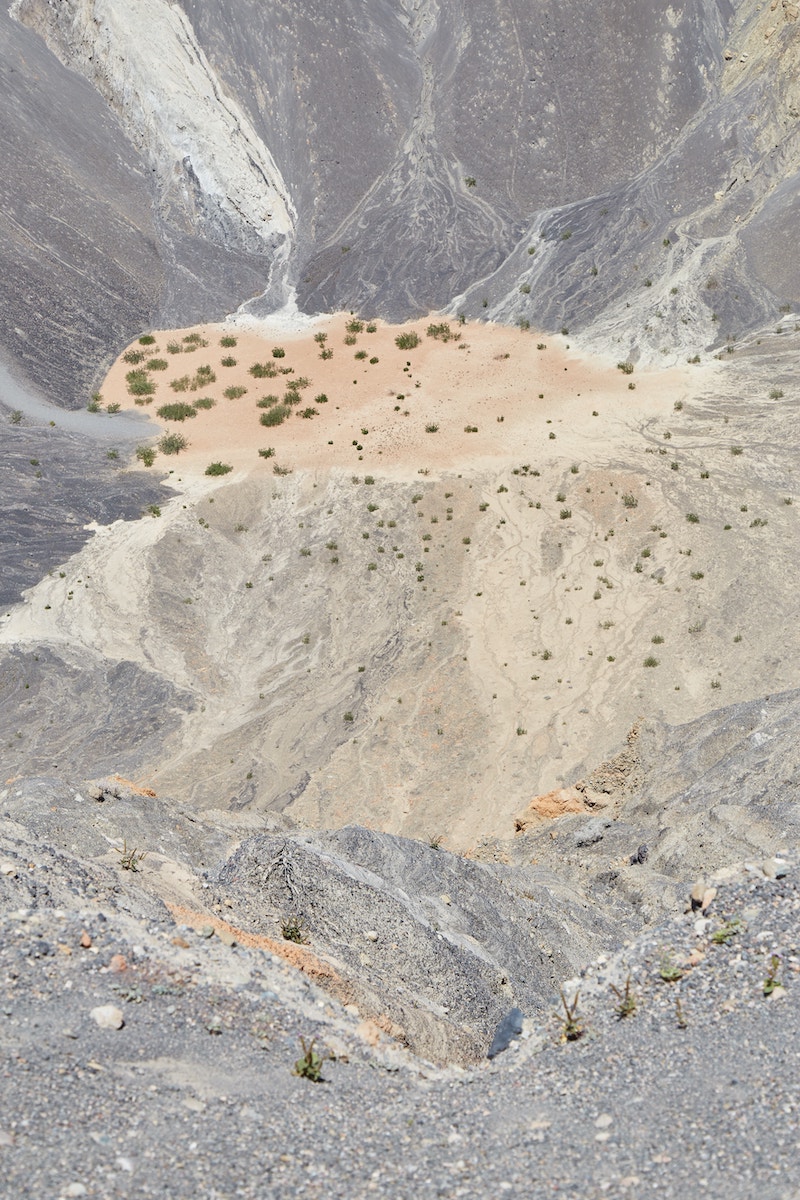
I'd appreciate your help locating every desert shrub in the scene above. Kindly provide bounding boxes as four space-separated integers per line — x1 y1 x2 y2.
138 334 156 345
617 360 634 375
258 447 275 458
220 356 237 367
166 341 182 354
224 385 247 399
123 349 145 364
191 365 216 389
220 335 237 347
355 350 367 360
205 461 232 476
271 346 285 358
126 370 155 397
170 375 190 392
260 405 291 426
346 320 364 334
159 432 188 455
427 322 459 342
147 358 168 371
136 445 156 466
314 393 328 404
395 331 420 350
425 423 439 433
157 403 197 422
250 362 278 378
299 407 318 418
256 394 280 408
193 396 216 410
183 332 207 346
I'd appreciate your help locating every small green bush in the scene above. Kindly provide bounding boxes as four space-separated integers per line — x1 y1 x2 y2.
158 402 197 421
205 461 232 476
427 322 459 342
126 370 155 397
258 447 275 458
136 445 156 467
170 375 190 392
314 393 328 404
271 346 285 358
260 406 291 426
346 320 364 334
123 349 145 365
250 362 278 378
139 334 156 345
395 331 420 350
159 432 188 455
221 356 237 367
220 335 237 347
193 396 216 410
617 361 634 375
256 394 280 408
224 385 247 399
147 358 168 371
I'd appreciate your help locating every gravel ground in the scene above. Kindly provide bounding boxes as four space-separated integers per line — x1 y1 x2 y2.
2 866 799 1199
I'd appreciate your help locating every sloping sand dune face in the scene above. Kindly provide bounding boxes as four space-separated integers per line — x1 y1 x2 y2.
5 318 797 848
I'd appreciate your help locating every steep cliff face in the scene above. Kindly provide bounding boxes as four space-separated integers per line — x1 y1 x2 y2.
472 0 800 360
11 0 295 254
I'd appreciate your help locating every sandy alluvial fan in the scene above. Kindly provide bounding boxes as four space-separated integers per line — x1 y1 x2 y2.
1 2 799 1196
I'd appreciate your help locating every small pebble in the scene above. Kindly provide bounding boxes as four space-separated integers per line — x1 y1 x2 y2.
364 930 379 942
90 1004 124 1030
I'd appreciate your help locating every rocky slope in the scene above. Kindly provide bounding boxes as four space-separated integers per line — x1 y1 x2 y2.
4 0 799 405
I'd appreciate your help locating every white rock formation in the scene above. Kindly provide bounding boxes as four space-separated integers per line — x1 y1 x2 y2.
11 0 295 251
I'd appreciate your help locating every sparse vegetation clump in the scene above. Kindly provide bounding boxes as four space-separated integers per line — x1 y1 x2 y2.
395 331 420 350
159 432 188 455
205 461 233 476
427 322 460 342
250 361 279 378
617 360 634 374
157 402 197 421
126 369 155 397
136 445 156 467
260 405 291 426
